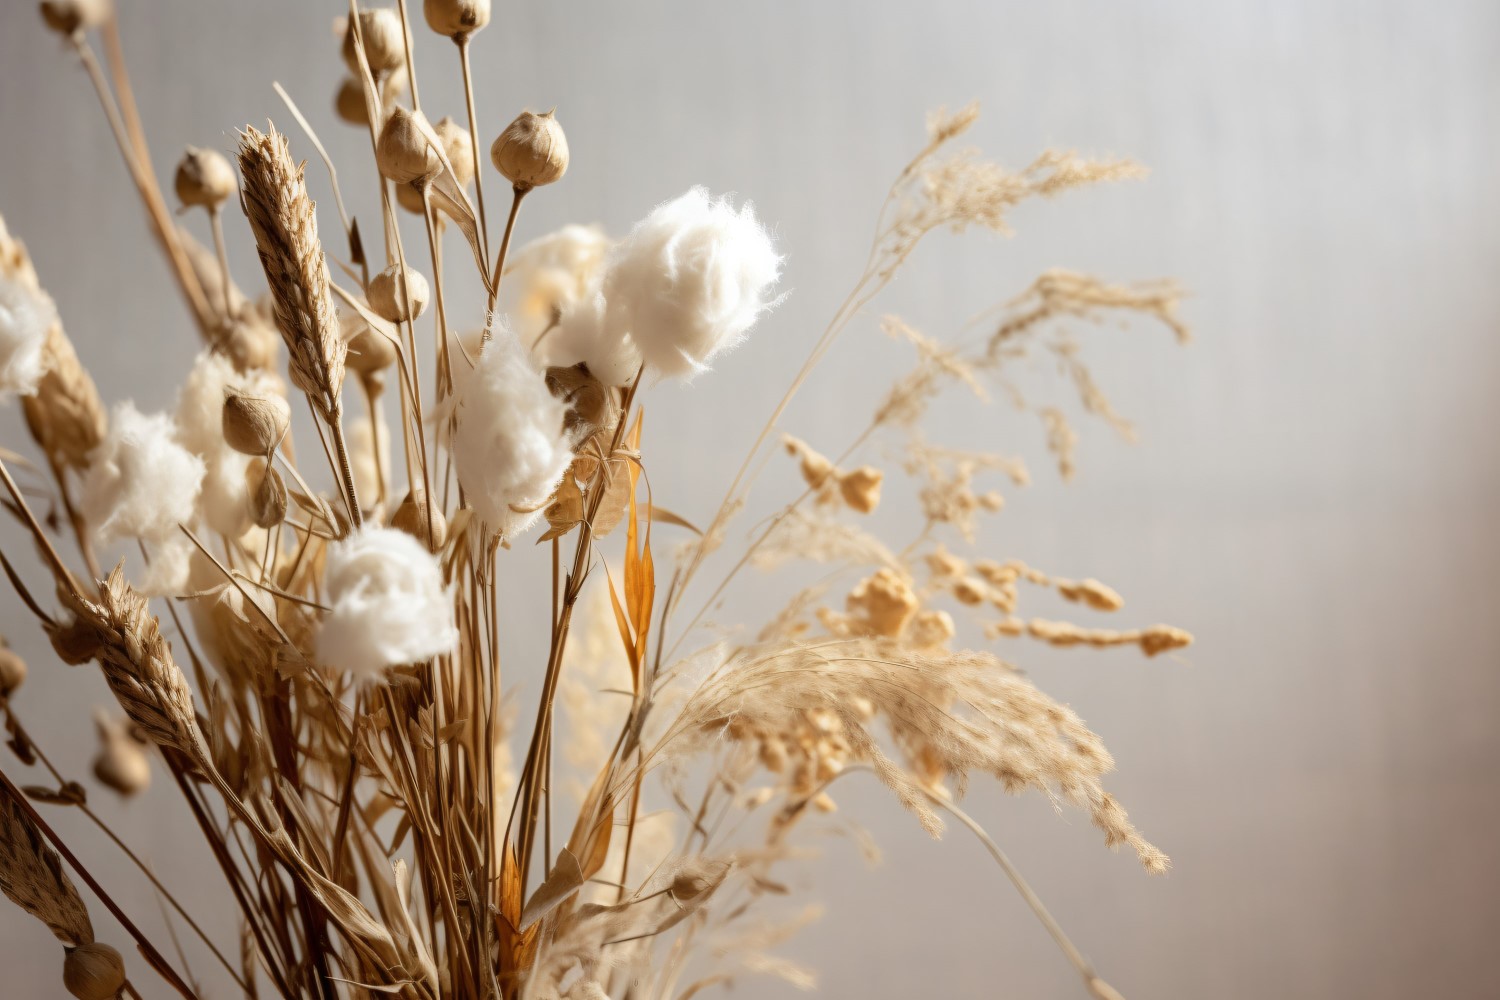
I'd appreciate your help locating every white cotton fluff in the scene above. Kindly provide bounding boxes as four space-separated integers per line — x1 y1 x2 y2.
0 272 54 400
545 285 641 387
505 223 611 347
138 531 195 597
316 526 457 679
452 326 573 538
602 186 781 378
81 402 205 545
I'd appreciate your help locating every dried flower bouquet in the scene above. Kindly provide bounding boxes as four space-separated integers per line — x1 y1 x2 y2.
0 2 1192 999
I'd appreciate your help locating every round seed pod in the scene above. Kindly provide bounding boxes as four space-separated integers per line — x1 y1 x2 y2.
368 264 430 323
0 645 26 697
248 459 288 529
341 8 406 77
394 180 427 215
92 713 150 797
63 943 126 1000
39 0 111 36
173 146 236 210
334 67 408 127
391 489 448 551
433 115 475 187
490 110 569 191
376 106 441 185
220 318 278 373
222 389 291 455
424 0 490 39
345 317 398 376
837 466 883 514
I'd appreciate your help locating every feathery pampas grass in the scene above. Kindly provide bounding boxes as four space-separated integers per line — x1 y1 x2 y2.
0 3 1193 999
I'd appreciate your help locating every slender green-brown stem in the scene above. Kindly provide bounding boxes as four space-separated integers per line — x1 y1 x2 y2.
485 186 528 322
457 38 490 260
0 767 199 1000
208 206 232 320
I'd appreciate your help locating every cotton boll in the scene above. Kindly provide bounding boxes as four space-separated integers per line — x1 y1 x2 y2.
602 186 781 378
452 327 573 538
0 272 54 400
81 403 205 546
316 526 457 679
505 223 610 347
199 449 254 537
138 531 195 597
545 286 640 387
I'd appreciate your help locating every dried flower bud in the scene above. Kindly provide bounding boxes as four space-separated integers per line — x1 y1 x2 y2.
249 459 288 528
91 711 150 796
391 489 448 551
368 264 430 323
0 644 26 697
63 943 126 1000
394 180 426 215
434 116 475 187
952 576 988 606
837 466 883 514
491 110 568 191
222 388 290 455
341 8 406 77
846 568 917 638
545 363 612 446
345 316 397 376
173 146 236 210
376 106 441 185
221 318 278 373
423 0 489 39
39 0 110 36
47 615 100 665
334 68 408 127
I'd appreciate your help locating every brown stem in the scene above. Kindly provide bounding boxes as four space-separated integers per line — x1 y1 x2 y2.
484 186 528 323
457 38 490 260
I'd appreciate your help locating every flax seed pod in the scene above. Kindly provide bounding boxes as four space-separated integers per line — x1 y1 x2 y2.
376 106 441 185
342 8 406 78
0 644 25 697
62 943 126 1000
91 712 150 797
391 488 447 551
491 110 568 191
368 264 430 323
222 388 291 456
424 0 490 40
173 147 236 211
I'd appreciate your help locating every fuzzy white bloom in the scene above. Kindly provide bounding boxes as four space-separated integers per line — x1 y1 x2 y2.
81 402 205 546
138 532 195 597
505 223 611 347
0 272 55 400
452 326 573 538
602 186 781 378
316 526 457 679
546 285 641 387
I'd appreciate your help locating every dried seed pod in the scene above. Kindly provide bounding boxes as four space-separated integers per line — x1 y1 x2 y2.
344 316 397 376
546 363 612 446
220 317 278 373
249 459 288 528
394 180 427 215
491 110 569 191
334 67 408 127
433 115 475 187
837 465 883 514
368 264 430 323
22 326 107 469
424 0 490 39
391 489 447 551
222 388 290 455
91 712 150 796
63 943 126 1000
341 7 406 77
0 645 25 697
47 616 101 666
173 146 236 210
376 106 441 185
39 0 110 35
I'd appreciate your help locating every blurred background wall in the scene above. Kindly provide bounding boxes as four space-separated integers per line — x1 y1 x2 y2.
1 1 1497 997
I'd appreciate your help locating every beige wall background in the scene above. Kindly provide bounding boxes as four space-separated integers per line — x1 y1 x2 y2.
2 1 1498 997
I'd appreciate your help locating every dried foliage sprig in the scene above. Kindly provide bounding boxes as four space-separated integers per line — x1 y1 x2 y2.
0 5 1194 1000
